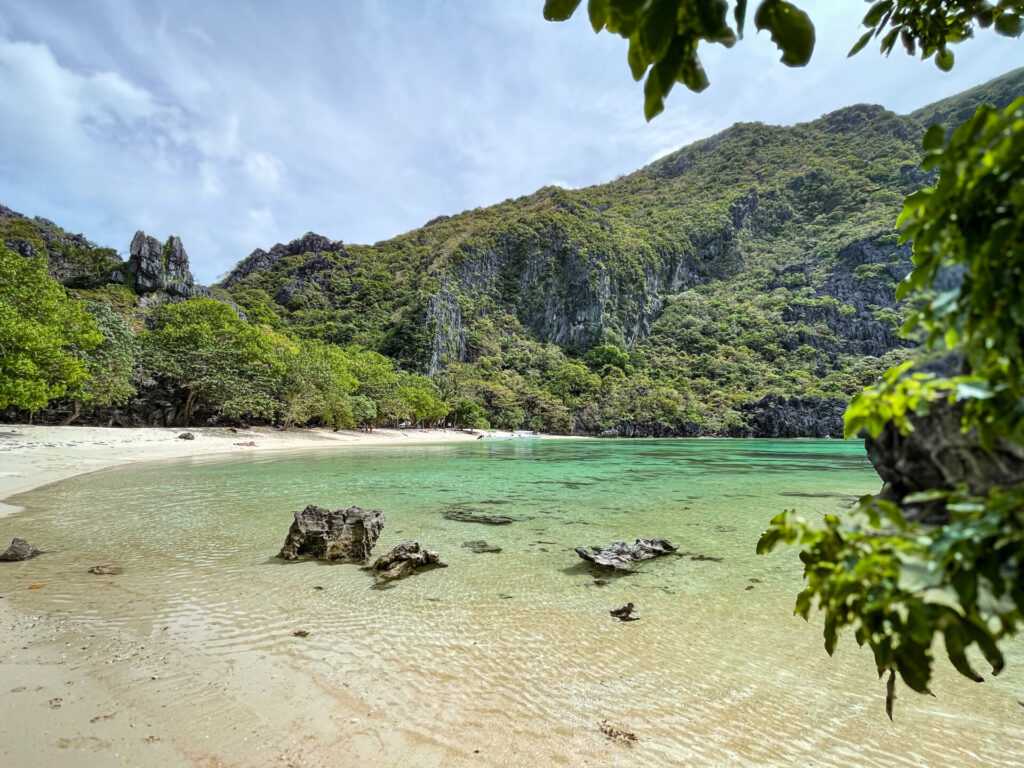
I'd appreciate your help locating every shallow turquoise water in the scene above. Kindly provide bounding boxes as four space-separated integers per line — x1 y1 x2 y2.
3 439 1022 766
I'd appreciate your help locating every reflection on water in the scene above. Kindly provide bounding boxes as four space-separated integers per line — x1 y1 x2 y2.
3 439 1022 766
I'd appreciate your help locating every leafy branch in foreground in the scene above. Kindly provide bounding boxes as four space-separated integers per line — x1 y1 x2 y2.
543 1 1024 119
761 95 1024 716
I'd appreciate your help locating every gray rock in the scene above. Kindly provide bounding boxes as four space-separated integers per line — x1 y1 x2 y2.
462 540 503 554
371 541 446 583
278 505 384 562
0 538 40 561
443 508 515 525
575 538 677 571
866 395 1024 524
177 432 195 440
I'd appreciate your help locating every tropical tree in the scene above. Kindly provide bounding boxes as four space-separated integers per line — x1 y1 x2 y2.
64 301 140 423
0 246 102 412
143 298 282 425
545 0 1024 716
277 338 358 428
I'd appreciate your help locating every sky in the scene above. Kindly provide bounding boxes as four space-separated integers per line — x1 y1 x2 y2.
0 1 1020 283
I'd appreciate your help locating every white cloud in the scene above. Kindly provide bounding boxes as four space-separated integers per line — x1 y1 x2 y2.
0 0 1020 283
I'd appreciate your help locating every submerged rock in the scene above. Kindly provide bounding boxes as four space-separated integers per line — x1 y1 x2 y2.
371 541 446 583
574 538 677 571
0 538 40 562
87 565 124 575
610 603 639 622
443 508 516 525
278 505 384 562
462 540 503 554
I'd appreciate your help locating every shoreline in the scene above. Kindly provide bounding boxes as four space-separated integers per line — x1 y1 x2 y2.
0 424 512 518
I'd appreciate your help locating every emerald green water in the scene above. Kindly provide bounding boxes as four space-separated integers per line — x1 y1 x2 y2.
3 439 1022 766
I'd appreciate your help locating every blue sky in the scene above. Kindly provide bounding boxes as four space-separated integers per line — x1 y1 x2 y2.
0 1 1019 283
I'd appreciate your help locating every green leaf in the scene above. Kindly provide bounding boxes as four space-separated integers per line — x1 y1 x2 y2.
543 0 583 22
922 123 945 152
754 0 816 67
640 0 679 61
734 0 748 36
848 30 873 56
994 12 1023 36
587 0 609 32
863 0 893 27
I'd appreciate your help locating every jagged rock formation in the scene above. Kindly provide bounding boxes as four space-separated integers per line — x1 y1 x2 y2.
371 541 446 583
0 538 40 561
221 232 345 289
128 231 212 301
278 505 385 562
1 205 122 288
575 538 677 571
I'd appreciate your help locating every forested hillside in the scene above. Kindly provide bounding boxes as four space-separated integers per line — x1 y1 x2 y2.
3 68 1022 434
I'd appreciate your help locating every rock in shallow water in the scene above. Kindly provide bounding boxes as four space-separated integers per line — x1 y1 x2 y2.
371 541 446 583
0 538 40 561
443 508 515 525
278 505 384 562
574 538 677 571
462 540 503 554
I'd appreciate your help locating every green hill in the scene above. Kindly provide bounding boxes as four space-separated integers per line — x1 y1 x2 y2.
4 68 1022 434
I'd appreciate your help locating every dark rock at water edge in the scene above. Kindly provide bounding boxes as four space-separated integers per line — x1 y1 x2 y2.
177 432 195 440
279 505 384 562
462 540 503 553
575 538 677 571
0 538 40 561
371 541 446 583
443 508 516 525
865 381 1024 524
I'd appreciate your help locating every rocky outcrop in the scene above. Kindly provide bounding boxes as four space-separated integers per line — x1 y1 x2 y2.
220 232 344 288
426 281 466 375
741 395 847 438
575 538 677 570
128 231 213 300
1 538 40 561
371 541 446 583
278 505 384 562
866 399 1024 524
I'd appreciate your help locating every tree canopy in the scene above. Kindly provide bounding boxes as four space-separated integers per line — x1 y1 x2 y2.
0 246 102 412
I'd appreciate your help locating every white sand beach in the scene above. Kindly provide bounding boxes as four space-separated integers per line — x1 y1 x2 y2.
0 424 491 518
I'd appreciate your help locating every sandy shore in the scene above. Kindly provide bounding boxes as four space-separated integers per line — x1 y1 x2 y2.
0 424 493 518
0 423 564 767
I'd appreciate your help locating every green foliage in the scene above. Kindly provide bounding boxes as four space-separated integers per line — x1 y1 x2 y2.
0 247 102 411
849 1 1024 69
70 301 139 410
761 67 1024 717
543 0 814 120
277 338 359 428
143 299 282 424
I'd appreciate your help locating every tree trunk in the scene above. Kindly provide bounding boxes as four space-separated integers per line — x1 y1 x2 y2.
180 390 197 427
60 400 81 426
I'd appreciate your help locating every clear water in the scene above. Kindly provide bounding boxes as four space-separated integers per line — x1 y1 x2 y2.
2 439 1022 766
